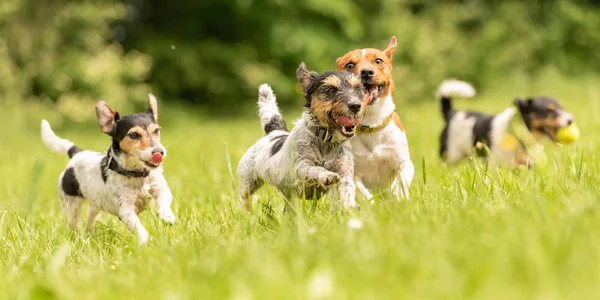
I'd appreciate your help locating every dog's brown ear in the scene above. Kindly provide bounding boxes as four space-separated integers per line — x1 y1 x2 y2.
335 57 343 69
95 100 119 135
296 62 318 95
384 36 397 60
147 93 158 122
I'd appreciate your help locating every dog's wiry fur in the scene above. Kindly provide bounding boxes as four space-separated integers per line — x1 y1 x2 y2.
41 94 175 244
237 62 367 211
336 36 415 201
437 79 575 166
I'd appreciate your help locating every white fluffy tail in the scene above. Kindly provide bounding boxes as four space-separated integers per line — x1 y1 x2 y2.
41 120 77 156
436 79 476 99
258 84 287 134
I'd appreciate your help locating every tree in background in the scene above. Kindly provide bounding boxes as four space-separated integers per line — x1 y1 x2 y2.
2 0 600 119
0 0 151 122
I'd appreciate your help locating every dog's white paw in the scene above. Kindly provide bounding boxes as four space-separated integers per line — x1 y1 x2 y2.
158 209 176 225
138 232 150 245
318 171 340 188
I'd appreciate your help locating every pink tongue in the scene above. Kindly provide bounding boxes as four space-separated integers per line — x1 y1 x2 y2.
367 89 377 104
336 116 358 127
151 153 163 165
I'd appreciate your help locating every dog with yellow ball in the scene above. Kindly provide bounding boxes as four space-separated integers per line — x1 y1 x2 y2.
436 79 579 168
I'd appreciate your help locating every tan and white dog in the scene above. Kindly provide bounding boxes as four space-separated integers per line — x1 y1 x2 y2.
336 36 414 200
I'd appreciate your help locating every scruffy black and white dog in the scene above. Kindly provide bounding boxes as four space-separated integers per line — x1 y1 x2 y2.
237 62 367 211
41 94 176 244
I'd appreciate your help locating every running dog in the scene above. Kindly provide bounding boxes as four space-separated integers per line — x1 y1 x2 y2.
237 62 367 211
335 36 415 200
41 94 176 244
437 79 576 166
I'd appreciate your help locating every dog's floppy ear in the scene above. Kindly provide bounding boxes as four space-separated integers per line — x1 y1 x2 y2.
513 97 524 107
147 93 158 122
296 62 318 95
383 36 397 60
95 100 120 135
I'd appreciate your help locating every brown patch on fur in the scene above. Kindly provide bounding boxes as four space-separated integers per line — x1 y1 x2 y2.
120 126 151 154
310 94 346 128
347 74 361 88
547 104 556 110
529 113 561 141
335 36 397 98
391 112 405 132
322 75 342 88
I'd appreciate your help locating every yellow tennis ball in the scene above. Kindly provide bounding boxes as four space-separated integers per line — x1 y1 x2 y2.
556 124 580 144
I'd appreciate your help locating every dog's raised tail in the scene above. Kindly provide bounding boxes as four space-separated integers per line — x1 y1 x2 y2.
258 84 287 134
436 79 476 120
41 120 81 158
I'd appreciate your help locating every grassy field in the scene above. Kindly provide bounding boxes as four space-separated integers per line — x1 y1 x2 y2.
2 71 600 299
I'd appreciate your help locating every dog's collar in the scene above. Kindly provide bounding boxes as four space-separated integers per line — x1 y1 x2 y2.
100 149 149 181
308 125 348 144
357 114 393 133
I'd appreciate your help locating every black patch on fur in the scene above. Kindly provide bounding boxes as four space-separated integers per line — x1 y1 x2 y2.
466 111 494 152
264 115 288 134
67 146 82 158
515 96 562 130
302 70 359 107
440 96 454 121
439 125 449 158
62 167 83 197
112 113 156 141
100 156 109 183
270 134 288 156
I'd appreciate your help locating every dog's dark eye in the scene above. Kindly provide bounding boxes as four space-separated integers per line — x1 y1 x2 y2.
345 63 355 70
153 128 160 135
326 87 338 95
128 132 141 140
375 58 383 65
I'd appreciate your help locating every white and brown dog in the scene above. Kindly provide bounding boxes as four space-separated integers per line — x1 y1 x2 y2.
336 36 414 200
41 94 176 244
237 63 367 211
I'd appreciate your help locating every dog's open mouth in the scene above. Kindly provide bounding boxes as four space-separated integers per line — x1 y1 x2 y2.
334 114 359 137
364 83 384 105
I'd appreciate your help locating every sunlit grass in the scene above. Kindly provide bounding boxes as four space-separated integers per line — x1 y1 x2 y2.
1 72 600 299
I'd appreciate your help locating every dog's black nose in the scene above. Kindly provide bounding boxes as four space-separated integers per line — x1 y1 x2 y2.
348 103 361 113
360 68 374 79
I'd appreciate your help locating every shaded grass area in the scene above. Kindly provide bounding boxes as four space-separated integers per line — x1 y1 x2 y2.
1 71 600 299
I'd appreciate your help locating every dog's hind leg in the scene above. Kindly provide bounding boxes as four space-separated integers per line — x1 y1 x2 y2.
239 179 263 210
86 205 101 233
60 194 84 231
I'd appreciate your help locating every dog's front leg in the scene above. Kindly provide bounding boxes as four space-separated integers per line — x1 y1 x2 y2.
334 154 357 210
118 206 149 244
297 158 340 188
149 171 176 225
355 177 373 202
392 147 415 200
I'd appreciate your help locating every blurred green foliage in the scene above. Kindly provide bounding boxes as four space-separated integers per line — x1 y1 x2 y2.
2 0 600 119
